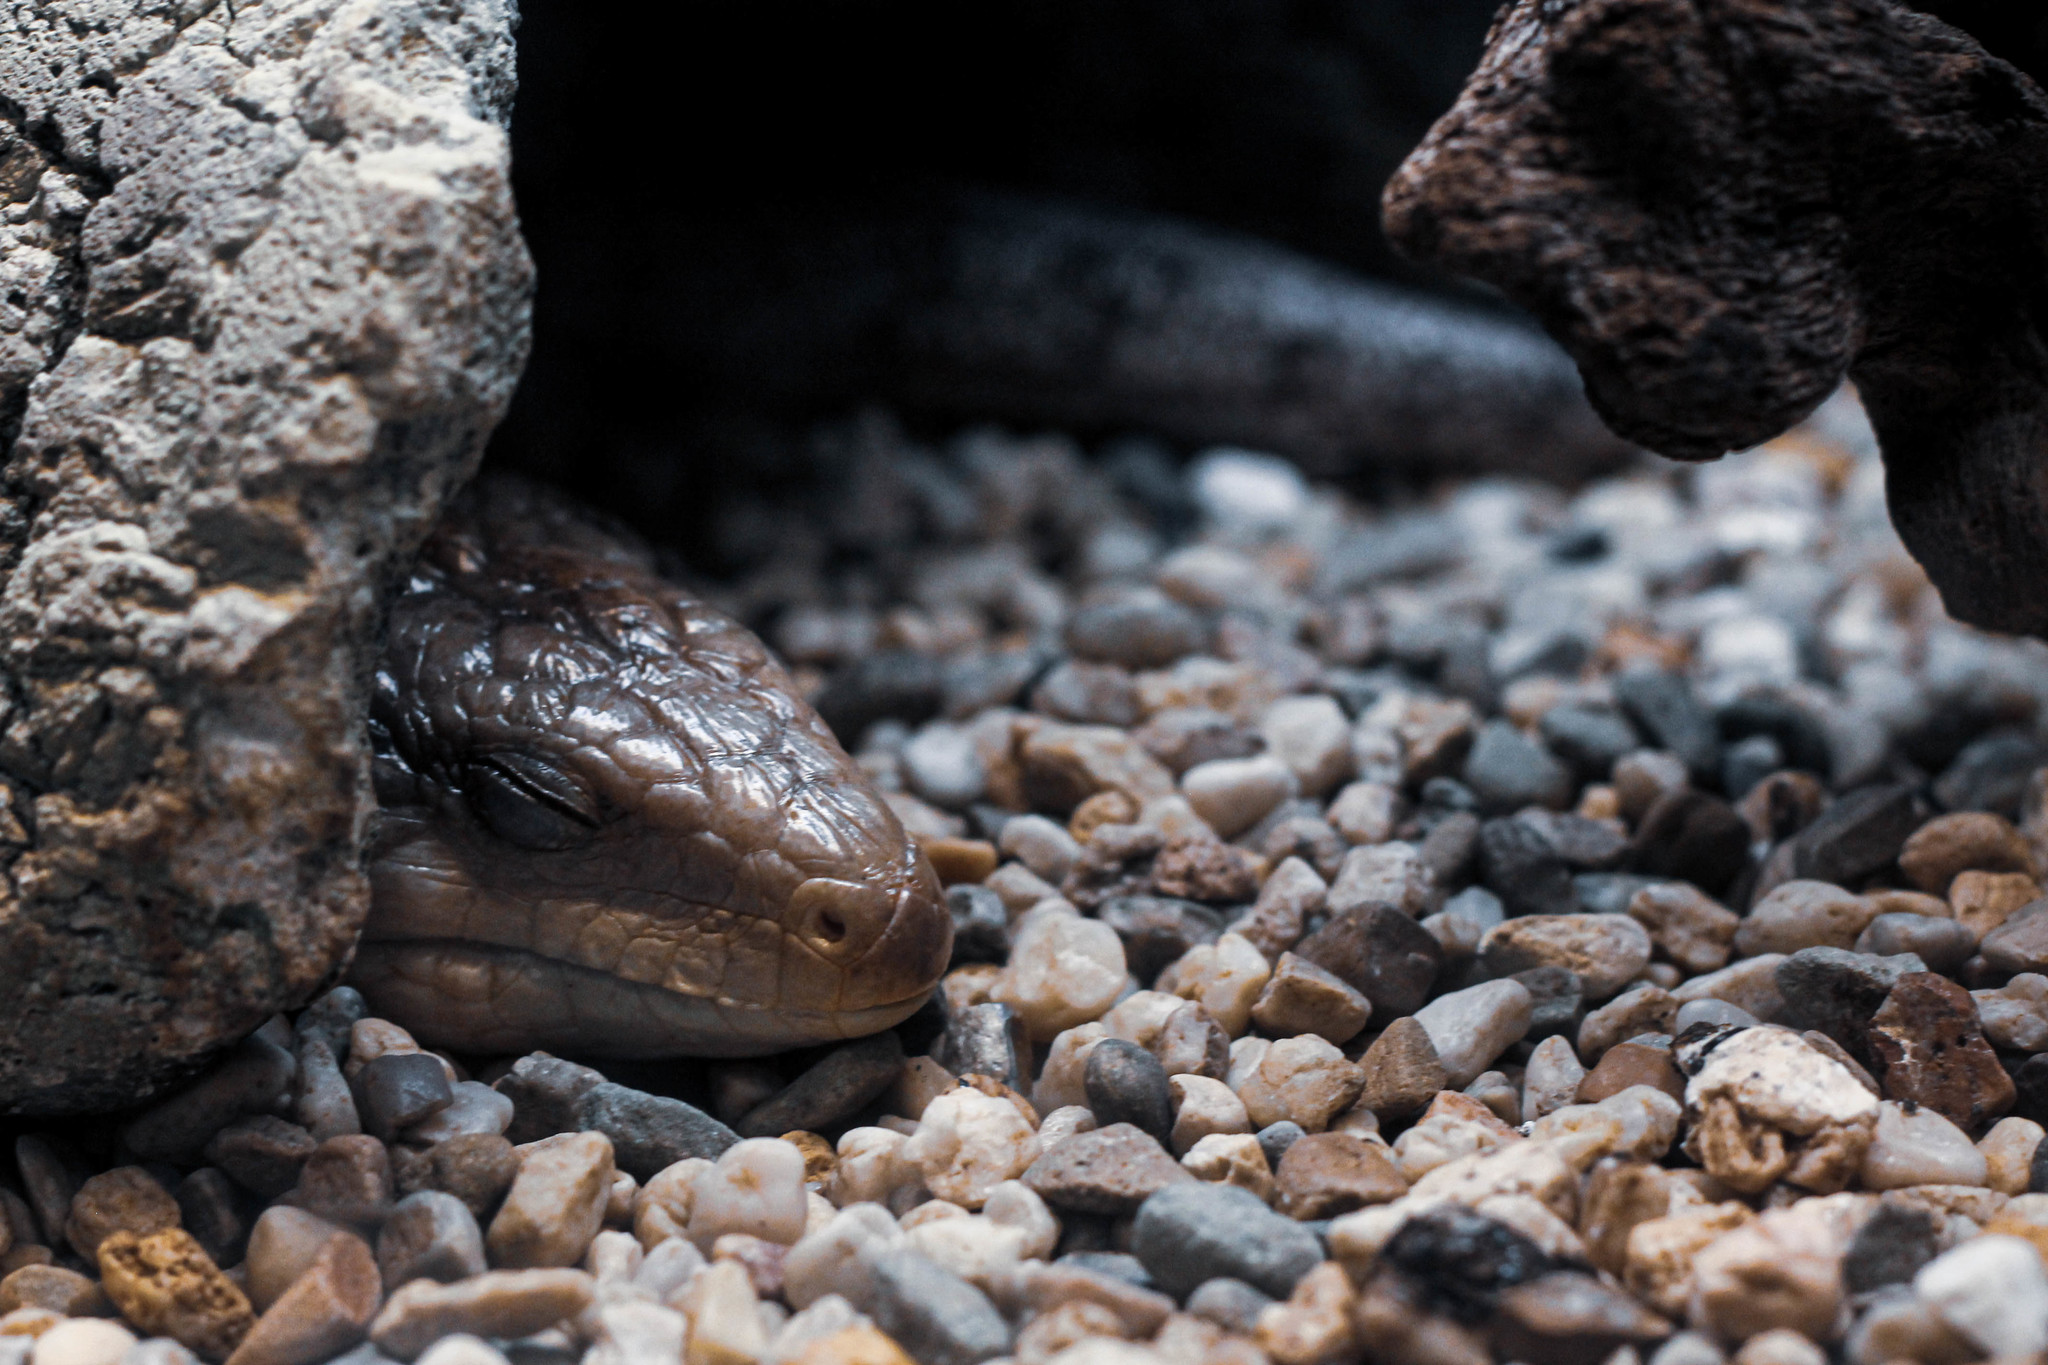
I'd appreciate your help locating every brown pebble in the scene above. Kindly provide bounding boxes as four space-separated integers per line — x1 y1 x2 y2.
96 1228 256 1363
1577 1043 1685 1105
1152 1002 1230 1081
886 1058 957 1124
222 1233 380 1365
175 1171 253 1269
1490 1270 1672 1365
244 1209 354 1314
781 1133 837 1188
366 1268 594 1362
286 1138 394 1230
1579 1159 1673 1277
14 1137 78 1251
1868 971 2016 1134
1949 870 2042 938
1250 954 1374 1047
1353 1018 1449 1124
1021 1124 1193 1214
1274 1133 1408 1219
1899 812 2036 895
922 837 998 885
484 1131 614 1270
0 1247 54 1275
417 1135 518 1225
206 1119 318 1199
0 1264 105 1316
1150 834 1260 903
376 1192 485 1293
66 1167 181 1260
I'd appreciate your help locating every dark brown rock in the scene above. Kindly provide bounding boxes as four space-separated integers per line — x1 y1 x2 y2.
416 1136 518 1225
1294 904 1443 1020
122 1036 298 1164
1384 0 2048 636
1250 953 1374 1046
1274 1132 1408 1219
354 1056 454 1144
176 1169 255 1269
1629 791 1751 897
0 0 530 1116
493 1054 607 1146
1084 1041 1173 1146
206 1118 319 1199
1489 1271 1672 1365
287 1137 395 1230
1868 971 2016 1133
1353 1017 1449 1123
1022 1123 1193 1215
66 1166 181 1260
1576 1043 1685 1105
1150 835 1260 903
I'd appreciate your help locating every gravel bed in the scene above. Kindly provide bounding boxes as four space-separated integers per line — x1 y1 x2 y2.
10 391 2048 1365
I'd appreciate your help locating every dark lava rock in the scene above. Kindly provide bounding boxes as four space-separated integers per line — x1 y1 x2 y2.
865 1249 1012 1365
1791 783 1923 888
947 885 1010 967
1463 720 1574 815
1775 948 1927 1067
1130 1183 1324 1300
1478 816 1579 917
495 1053 607 1145
1293 903 1443 1019
1868 972 2017 1134
1084 1040 1173 1145
738 1033 906 1138
1490 1271 1673 1365
204 1116 318 1198
1024 1124 1192 1215
1936 729 2048 817
1613 670 1721 783
1843 1201 1941 1294
1513 966 1584 1042
1539 703 1641 784
355 1053 455 1142
933 1002 1029 1092
1097 895 1225 986
1383 1205 1558 1322
1629 790 1751 897
573 1082 739 1179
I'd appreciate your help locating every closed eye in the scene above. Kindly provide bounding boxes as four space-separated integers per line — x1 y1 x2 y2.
464 751 605 850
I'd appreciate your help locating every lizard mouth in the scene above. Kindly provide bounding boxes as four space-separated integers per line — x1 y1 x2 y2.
345 938 934 1058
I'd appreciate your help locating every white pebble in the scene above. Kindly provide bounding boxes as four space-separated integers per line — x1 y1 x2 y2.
783 1205 904 1310
687 1139 809 1248
412 1337 512 1365
901 1087 1041 1209
1260 695 1354 798
903 724 986 810
32 1320 135 1365
993 914 1126 1040
404 1081 513 1143
1915 1235 2048 1358
1413 980 1535 1087
1189 448 1308 536
1861 1101 1988 1190
1326 781 1400 845
1168 1074 1251 1155
998 814 1083 884
829 1128 914 1208
1180 756 1296 839
1166 932 1271 1037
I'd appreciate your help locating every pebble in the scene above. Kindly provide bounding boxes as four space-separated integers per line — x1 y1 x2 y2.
859 1249 1011 1365
1477 815 1580 918
738 1035 906 1140
946 885 1010 966
1914 1235 2048 1358
1630 791 1752 897
0 1268 102 1317
1577 985 1677 1062
1273 1133 1407 1218
1327 841 1441 920
993 913 1128 1041
1082 1042 1172 1146
1523 1036 1588 1122
366 1270 594 1362
1671 956 1788 1022
1578 1044 1685 1105
1166 1076 1249 1156
1681 1027 1879 1194
1688 1205 1846 1342
65 1169 181 1261
122 1038 298 1164
1413 979 1535 1088
1248 953 1373 1046
1900 811 2036 893
1950 869 2043 939
1162 932 1270 1037
1130 1184 1321 1300
1789 782 1923 890
932 1003 1029 1093
1353 1017 1449 1122
1540 704 1641 784
1095 898 1223 988
1774 947 1925 1062
294 990 366 1062
1628 883 1741 975
224 1232 380 1365
1982 899 2048 974
1861 1100 1989 1188
1980 1116 2046 1194
1492 1270 1673 1365
292 1042 360 1145
1184 1278 1274 1335
1230 1036 1365 1132
571 1084 738 1181
27 1321 134 1365
1612 671 1720 783
1867 972 2016 1133
1462 720 1574 814
354 1057 453 1144
1841 1200 1940 1293
1023 1126 1190 1215
96 1229 255 1363
410 1139 517 1227
1480 915 1651 1000
205 1121 318 1200
484 1133 613 1270
1734 880 1880 957
376 1194 484 1292
1855 913 1976 975
903 1088 1040 1210
1181 1134 1275 1204
491 1057 605 1146
1181 757 1296 840
1292 904 1441 1021
287 1139 393 1230
245 1211 353 1314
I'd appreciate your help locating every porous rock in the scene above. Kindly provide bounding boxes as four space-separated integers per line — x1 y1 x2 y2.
0 0 531 1114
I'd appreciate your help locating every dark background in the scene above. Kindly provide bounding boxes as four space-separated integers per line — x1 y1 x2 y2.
485 0 2047 557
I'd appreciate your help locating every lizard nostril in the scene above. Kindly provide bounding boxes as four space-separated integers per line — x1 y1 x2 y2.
817 911 847 944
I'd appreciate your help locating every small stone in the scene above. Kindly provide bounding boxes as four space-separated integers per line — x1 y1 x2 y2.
682 1139 808 1254
1096 898 1224 988
245 1211 354 1314
1381 1206 1557 1319
1734 880 1880 957
1949 868 2042 937
1841 1200 1940 1293
1578 1044 1685 1105
122 1038 298 1164
223 1233 380 1365
1273 1133 1406 1219
1181 1134 1276 1203
1130 1183 1322 1299
1421 811 1483 885
1680 1028 1880 1195
1613 751 1691 826
1413 980 1535 1088
1249 954 1372 1046
1181 757 1296 840
1628 884 1740 975
1726 1329 1823 1365
1256 1122 1307 1169
1978 973 2048 1053
1671 956 1788 1022
571 1084 738 1181
1327 841 1441 920
0 1267 101 1317
1673 1000 1759 1032
993 914 1127 1042
1687 1206 1844 1343
376 1193 483 1292
1523 1037 1587 1122
417 1137 517 1225
1065 591 1206 671
1789 783 1922 889
1630 791 1752 897
1481 916 1651 1001
96 1229 255 1364
1857 1100 1984 1193
287 1139 393 1230
1868 972 2016 1133
859 1250 1011 1365
1855 913 1976 974
1901 811 2037 894
932 1002 1029 1093
491 1056 606 1147
293 1041 361 1144
1388 1090 1521 1181
295 990 367 1061
1231 1036 1366 1132
403 1084 512 1147
1166 1077 1250 1156
1981 1115 2047 1195
174 1172 250 1270
738 1035 905 1140
1151 1004 1230 1081
903 1089 1040 1210
1084 1042 1172 1146
1914 1235 2048 1358
1185 1278 1275 1335
1577 985 1677 1063
28 1320 134 1365
1491 1270 1672 1365
1937 732 2048 816
1613 671 1720 782
366 1270 594 1362
1540 704 1641 784
945 886 1009 968
1478 816 1579 918
1261 695 1354 799
1982 898 2048 974
1353 1017 1448 1122
1293 905 1441 1021
1163 932 1271 1037
1775 947 1926 1065
66 1169 180 1261
1462 721 1573 814
1024 1125 1190 1215
354 1057 453 1144
486 1132 614 1270
206 1121 318 1200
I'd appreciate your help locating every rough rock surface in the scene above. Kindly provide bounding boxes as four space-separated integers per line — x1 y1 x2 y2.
0 0 532 1114
1382 0 2048 636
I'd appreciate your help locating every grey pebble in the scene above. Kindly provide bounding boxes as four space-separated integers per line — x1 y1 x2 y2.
1186 1277 1276 1334
1097 896 1225 986
1774 947 1926 1064
573 1082 739 1180
947 885 1010 967
1255 1122 1306 1169
1856 913 1978 975
294 1038 362 1142
122 1033 297 1163
1512 966 1584 1042
1935 729 2048 817
1131 1183 1323 1300
13 1134 78 1247
1539 703 1642 784
1463 720 1574 815
1293 904 1442 1019
1479 817 1579 918
175 1167 252 1266
204 1115 317 1197
862 1248 1012 1365
1613 669 1721 782
377 1189 487 1291
1790 782 1922 889
494 1053 607 1145
1083 1040 1173 1145
1672 999 1759 1033
1063 591 1206 671
356 1054 455 1142
1573 873 1667 917
295 987 367 1060
1056 1251 1155 1290
1841 1201 1940 1294
932 1002 1028 1091
738 1032 906 1138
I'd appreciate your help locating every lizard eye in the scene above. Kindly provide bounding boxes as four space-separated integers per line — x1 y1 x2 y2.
465 751 604 850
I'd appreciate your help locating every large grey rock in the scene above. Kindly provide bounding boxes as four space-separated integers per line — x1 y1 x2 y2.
0 0 531 1114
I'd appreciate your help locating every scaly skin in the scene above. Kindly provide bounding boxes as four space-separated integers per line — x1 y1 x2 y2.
346 476 950 1056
